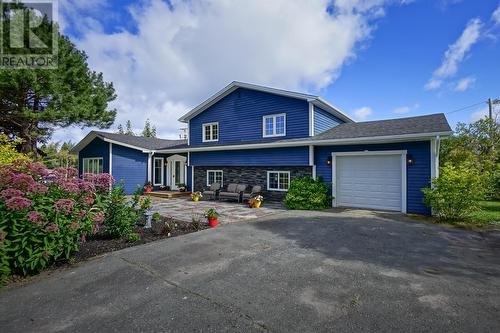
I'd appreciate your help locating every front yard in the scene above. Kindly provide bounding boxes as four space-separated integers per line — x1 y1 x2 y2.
471 200 500 225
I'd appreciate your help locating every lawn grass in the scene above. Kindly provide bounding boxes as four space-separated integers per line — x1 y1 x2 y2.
470 201 500 225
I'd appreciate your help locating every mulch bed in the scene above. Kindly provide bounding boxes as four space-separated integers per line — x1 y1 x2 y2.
72 222 208 262
4 218 209 288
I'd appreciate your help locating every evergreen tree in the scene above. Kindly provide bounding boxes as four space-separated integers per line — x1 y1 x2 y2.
116 124 124 134
125 120 135 136
0 6 116 154
142 119 157 138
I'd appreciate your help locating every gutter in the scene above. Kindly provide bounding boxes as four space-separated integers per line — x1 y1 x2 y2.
155 131 453 154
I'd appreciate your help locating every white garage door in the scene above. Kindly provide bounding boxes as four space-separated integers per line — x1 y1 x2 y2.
335 154 404 212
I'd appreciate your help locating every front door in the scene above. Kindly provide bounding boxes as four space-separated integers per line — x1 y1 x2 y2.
170 159 185 190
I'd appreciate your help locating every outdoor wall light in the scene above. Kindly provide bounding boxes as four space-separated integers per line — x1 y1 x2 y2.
326 156 332 165
407 155 414 166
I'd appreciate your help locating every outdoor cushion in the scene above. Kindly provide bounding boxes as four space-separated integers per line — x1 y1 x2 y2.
225 183 238 193
236 184 247 193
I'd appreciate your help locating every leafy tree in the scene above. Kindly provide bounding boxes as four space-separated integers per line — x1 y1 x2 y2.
116 124 124 134
125 120 135 136
40 141 77 169
0 134 31 165
440 116 499 199
0 7 117 154
142 119 157 138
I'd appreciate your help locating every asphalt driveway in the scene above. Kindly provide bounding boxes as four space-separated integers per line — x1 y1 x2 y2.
1 210 500 332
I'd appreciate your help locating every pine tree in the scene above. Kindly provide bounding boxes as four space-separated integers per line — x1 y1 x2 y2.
125 120 135 136
142 119 157 138
116 124 124 134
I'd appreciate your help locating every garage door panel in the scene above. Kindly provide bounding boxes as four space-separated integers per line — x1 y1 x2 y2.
336 154 403 212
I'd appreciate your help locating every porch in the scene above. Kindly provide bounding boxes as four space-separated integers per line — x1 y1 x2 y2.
149 196 285 224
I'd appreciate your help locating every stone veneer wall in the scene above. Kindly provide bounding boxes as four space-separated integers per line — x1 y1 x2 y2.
193 166 313 201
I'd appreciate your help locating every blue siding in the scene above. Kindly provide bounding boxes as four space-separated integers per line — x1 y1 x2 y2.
314 106 343 135
314 141 431 215
190 88 310 146
78 138 109 175
191 146 309 166
112 144 148 195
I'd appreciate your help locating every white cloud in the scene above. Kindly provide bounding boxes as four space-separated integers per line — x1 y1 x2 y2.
53 0 410 142
454 76 476 92
493 3 500 25
425 18 481 90
393 103 419 114
352 106 373 120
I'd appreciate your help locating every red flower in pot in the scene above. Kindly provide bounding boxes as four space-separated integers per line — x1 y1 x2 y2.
144 181 152 193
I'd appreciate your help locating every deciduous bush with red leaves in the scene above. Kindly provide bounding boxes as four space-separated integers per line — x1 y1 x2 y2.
0 160 113 280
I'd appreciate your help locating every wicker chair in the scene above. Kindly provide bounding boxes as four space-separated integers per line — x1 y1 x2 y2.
242 185 262 201
203 183 221 200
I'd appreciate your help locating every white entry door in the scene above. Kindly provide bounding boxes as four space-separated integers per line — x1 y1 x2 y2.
167 155 186 190
333 152 406 212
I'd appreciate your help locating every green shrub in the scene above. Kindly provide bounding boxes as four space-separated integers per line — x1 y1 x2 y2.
284 176 330 210
423 163 485 220
101 183 140 238
0 161 109 277
127 232 141 243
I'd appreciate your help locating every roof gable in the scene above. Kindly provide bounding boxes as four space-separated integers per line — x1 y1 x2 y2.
178 81 353 123
71 131 187 154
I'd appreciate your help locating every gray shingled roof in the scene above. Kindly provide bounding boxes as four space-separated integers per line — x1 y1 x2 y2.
93 131 187 150
309 113 451 141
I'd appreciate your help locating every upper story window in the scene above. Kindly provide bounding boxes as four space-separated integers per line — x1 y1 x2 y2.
263 113 286 137
202 122 219 142
83 157 103 174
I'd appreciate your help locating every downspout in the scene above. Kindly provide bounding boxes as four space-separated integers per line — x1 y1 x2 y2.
435 135 440 179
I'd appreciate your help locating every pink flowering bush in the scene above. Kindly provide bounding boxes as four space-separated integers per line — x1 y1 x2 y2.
0 160 112 278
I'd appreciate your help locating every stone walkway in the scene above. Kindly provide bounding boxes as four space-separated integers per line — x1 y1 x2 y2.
150 197 286 224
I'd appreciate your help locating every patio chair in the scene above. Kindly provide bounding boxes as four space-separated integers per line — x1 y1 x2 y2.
219 183 247 203
203 183 221 200
242 185 262 201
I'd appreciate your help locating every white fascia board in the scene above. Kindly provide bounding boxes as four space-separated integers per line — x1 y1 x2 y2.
178 81 318 122
311 98 354 123
155 131 453 154
101 138 152 153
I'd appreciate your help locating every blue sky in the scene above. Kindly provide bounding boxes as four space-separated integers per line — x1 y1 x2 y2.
55 0 500 142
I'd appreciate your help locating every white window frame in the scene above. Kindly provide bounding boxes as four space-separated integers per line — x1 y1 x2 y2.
263 113 286 138
82 157 103 174
207 170 223 187
153 157 164 186
267 171 290 191
202 122 219 142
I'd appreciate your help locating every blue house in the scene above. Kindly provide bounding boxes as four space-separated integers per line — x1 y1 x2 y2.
72 81 452 214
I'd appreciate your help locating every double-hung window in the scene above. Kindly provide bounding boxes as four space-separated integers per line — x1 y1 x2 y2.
267 171 290 191
82 157 103 174
202 122 219 142
207 170 223 186
153 157 164 186
263 113 286 137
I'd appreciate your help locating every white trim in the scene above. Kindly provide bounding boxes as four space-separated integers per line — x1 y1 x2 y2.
262 113 286 138
178 81 353 123
202 122 219 142
147 153 152 183
153 157 164 186
191 166 194 191
82 157 104 174
166 154 187 162
436 136 440 179
155 131 453 154
206 170 224 187
312 165 317 179
187 120 191 146
309 103 315 136
430 139 436 182
331 150 407 213
266 170 291 191
187 151 190 166
308 145 314 166
109 142 113 176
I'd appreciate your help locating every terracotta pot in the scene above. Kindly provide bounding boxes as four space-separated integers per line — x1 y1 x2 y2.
207 217 218 227
145 187 152 193
254 201 261 208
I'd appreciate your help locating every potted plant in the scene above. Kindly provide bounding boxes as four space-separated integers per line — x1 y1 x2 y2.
253 195 264 208
191 191 203 202
177 183 187 192
144 181 152 193
204 208 219 227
